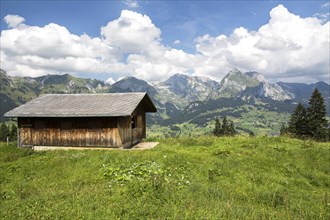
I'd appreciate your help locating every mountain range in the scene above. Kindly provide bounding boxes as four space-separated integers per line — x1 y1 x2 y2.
1 68 329 135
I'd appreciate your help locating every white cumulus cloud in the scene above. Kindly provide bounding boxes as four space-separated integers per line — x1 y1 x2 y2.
101 10 161 56
314 12 330 23
0 21 122 77
123 0 139 8
4 14 25 28
1 5 329 83
195 4 330 82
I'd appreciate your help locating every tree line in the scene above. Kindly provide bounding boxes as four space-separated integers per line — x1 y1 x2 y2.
281 88 329 141
0 122 17 142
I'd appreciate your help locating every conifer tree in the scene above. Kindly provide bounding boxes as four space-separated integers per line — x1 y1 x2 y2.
221 116 229 136
0 122 10 142
280 123 288 136
213 117 221 136
229 121 236 136
288 103 308 137
10 124 17 141
307 88 328 140
214 116 237 136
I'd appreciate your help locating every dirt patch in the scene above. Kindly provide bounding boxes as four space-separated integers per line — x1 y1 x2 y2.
33 142 159 151
129 142 159 150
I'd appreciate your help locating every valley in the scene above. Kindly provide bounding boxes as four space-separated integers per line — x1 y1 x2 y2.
1 68 329 136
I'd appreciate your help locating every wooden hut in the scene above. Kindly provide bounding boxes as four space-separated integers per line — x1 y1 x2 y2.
4 93 157 148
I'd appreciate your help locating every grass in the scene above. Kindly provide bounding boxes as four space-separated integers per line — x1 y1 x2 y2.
0 137 329 219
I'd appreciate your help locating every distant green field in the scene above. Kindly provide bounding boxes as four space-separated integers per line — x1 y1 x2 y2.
147 104 293 138
1 137 329 219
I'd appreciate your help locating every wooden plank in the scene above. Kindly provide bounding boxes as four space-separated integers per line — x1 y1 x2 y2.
15 115 148 148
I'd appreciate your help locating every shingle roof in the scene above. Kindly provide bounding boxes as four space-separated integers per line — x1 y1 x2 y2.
4 93 157 117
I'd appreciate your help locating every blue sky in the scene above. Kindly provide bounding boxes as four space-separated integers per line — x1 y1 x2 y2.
1 0 329 83
1 0 328 52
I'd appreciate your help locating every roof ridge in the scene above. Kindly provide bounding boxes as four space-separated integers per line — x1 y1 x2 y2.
4 92 155 118
41 92 147 96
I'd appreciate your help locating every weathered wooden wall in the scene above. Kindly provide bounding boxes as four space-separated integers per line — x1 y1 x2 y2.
18 116 134 148
17 100 149 148
131 106 146 144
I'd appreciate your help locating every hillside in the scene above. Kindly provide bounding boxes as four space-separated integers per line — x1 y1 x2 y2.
1 137 329 219
155 97 296 137
0 69 109 119
1 68 329 135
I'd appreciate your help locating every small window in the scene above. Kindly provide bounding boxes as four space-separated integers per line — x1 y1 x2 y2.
88 120 102 129
21 119 32 128
21 124 32 128
131 115 136 129
34 120 45 129
60 121 72 130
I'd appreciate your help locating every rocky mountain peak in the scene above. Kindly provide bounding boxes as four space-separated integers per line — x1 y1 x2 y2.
0 69 11 88
164 73 218 87
110 75 157 96
36 73 73 86
218 69 261 98
113 76 151 88
164 73 190 84
239 81 294 101
227 68 241 75
0 69 7 76
245 71 266 83
217 69 295 101
154 73 219 108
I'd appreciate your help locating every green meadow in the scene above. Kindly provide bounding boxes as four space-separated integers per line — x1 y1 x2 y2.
1 136 329 219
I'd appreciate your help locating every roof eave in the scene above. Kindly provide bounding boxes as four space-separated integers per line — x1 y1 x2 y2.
4 114 132 118
142 93 157 113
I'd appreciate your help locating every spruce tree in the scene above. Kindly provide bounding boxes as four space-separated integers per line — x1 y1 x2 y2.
307 88 328 141
0 122 10 142
280 123 288 136
228 121 236 136
10 124 17 141
221 116 229 136
288 103 308 137
214 116 236 137
213 117 221 136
